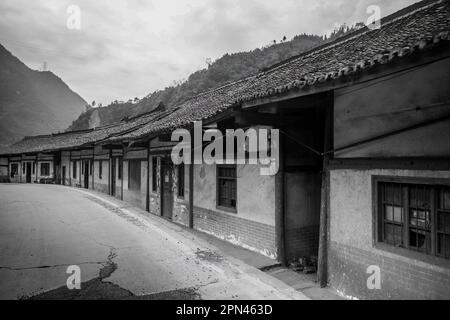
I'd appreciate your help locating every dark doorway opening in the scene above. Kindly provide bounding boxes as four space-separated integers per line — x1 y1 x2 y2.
26 162 32 183
62 166 66 186
111 158 116 196
83 160 89 189
160 157 173 220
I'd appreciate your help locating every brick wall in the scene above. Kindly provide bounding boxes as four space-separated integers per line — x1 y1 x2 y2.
329 241 450 299
193 206 276 258
285 225 319 260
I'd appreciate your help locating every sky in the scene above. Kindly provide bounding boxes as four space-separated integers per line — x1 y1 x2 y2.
0 0 418 105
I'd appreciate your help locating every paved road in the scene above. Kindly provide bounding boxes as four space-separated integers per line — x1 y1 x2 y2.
0 184 306 300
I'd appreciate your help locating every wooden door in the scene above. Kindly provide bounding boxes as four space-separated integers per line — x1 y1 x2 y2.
160 157 173 220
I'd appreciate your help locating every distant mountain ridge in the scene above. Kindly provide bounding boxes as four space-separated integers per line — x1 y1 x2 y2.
0 44 87 148
68 23 364 131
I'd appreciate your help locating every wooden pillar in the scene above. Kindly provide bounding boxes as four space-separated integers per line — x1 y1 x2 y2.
189 127 195 229
146 142 150 212
317 100 333 288
109 149 113 195
275 115 286 266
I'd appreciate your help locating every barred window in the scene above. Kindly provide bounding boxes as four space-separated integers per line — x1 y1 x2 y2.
377 180 450 259
11 163 18 178
217 165 237 211
128 160 141 191
40 163 50 176
177 164 185 198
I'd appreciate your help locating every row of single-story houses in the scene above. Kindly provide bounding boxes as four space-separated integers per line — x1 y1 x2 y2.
1 0 449 299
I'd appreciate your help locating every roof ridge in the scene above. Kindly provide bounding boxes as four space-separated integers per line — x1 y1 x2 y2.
260 0 444 75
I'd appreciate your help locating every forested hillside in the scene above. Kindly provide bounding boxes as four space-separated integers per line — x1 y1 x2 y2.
68 23 364 131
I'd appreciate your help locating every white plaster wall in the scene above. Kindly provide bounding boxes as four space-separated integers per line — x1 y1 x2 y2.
194 163 275 226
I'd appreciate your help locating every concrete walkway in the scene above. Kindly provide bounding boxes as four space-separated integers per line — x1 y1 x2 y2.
0 184 310 300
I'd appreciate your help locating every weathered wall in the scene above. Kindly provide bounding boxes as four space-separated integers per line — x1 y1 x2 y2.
193 163 276 258
334 57 450 158
329 168 450 299
172 164 190 227
93 160 109 194
122 151 147 210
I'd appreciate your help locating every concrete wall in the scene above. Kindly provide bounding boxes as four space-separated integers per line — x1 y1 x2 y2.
93 160 109 194
329 169 450 299
193 163 276 258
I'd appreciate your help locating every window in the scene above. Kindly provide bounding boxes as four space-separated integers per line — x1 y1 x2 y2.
11 163 18 178
40 163 50 176
152 157 158 192
177 164 185 198
33 162 35 174
81 161 84 175
72 161 77 179
118 158 123 180
22 163 26 174
90 160 93 176
217 165 237 211
128 160 141 191
377 179 450 260
99 161 103 179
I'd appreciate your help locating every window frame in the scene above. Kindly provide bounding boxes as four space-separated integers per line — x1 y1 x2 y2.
373 175 450 267
216 164 237 213
10 163 18 178
40 163 50 177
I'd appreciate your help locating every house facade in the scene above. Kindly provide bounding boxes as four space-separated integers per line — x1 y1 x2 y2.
0 0 448 299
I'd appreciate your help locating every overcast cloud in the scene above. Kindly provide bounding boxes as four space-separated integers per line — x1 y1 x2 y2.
0 0 417 104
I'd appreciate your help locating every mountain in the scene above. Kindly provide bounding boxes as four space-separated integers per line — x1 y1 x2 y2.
0 44 87 148
68 23 365 131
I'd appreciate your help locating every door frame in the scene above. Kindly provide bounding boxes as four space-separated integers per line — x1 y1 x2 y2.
160 156 174 220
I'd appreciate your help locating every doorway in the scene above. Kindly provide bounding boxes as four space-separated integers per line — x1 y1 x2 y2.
111 158 116 196
160 157 173 220
26 162 32 183
62 166 66 186
83 160 89 189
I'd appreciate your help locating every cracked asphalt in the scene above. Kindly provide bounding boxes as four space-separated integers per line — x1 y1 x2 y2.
0 184 307 300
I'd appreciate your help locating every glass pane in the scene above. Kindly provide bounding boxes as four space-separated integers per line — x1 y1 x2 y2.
385 205 403 223
437 234 450 258
410 209 431 229
438 212 450 233
439 188 450 210
409 186 431 209
409 229 431 252
385 184 402 205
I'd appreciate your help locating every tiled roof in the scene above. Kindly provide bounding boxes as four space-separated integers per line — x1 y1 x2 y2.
0 111 157 155
1 0 449 154
108 0 450 142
